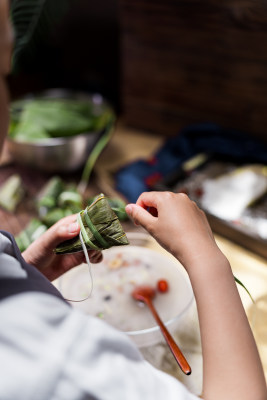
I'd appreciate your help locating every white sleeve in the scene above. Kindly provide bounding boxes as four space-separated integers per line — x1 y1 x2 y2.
0 293 199 400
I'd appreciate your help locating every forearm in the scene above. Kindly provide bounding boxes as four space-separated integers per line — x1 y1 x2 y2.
188 251 267 400
124 193 267 399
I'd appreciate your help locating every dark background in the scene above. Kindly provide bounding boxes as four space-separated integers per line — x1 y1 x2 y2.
8 0 267 142
8 0 120 109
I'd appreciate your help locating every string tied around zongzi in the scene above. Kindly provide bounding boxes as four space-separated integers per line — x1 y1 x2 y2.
54 193 129 254
76 208 110 250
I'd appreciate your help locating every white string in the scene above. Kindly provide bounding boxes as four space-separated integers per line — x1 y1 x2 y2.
63 231 94 303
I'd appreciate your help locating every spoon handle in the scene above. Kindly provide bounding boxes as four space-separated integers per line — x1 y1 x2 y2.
145 298 192 375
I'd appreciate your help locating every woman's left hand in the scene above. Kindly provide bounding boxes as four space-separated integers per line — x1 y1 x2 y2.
22 214 103 281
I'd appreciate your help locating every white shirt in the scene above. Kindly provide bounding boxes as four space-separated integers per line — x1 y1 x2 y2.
0 233 199 400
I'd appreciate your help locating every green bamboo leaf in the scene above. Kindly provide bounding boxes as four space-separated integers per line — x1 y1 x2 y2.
41 207 73 228
234 276 254 303
36 176 65 215
78 113 116 195
88 195 128 221
58 184 83 212
0 174 25 212
15 218 47 252
54 193 129 254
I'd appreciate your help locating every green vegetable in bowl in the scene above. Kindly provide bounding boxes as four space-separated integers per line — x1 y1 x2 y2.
9 98 104 141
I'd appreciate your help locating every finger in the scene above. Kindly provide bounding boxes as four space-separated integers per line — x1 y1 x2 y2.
125 203 156 230
89 251 103 264
54 221 80 241
41 217 80 250
136 191 162 209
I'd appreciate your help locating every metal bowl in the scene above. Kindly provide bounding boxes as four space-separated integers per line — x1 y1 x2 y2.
7 130 105 173
7 89 113 172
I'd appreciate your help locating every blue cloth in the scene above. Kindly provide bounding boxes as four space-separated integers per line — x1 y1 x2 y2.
115 123 267 202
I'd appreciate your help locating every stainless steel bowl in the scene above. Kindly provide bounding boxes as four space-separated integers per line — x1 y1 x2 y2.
7 89 113 172
7 131 105 172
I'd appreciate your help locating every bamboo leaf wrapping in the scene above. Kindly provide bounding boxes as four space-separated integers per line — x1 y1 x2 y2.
0 174 25 212
54 194 129 254
16 218 47 252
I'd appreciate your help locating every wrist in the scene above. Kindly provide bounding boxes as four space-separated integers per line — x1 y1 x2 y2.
179 246 231 279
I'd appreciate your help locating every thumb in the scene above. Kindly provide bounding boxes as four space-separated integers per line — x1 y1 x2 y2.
41 220 80 250
125 204 155 230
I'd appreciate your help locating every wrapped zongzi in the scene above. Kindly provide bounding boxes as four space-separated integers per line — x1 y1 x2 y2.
37 176 65 214
0 174 25 212
54 193 129 254
15 218 48 252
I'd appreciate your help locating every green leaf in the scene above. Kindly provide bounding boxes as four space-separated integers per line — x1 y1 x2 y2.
15 218 47 252
41 207 73 227
36 176 65 215
0 174 25 212
9 99 98 140
78 112 116 195
234 276 254 303
87 196 128 221
54 194 129 254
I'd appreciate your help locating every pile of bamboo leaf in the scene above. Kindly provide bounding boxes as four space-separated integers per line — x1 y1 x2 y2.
14 176 128 252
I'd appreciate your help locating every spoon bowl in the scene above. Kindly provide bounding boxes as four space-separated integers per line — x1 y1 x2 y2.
132 285 192 375
132 286 156 303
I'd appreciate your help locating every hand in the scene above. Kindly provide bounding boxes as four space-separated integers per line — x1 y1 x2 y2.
126 192 267 400
22 214 103 281
125 191 223 271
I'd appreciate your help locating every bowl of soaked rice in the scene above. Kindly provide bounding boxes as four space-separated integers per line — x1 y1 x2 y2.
57 232 194 347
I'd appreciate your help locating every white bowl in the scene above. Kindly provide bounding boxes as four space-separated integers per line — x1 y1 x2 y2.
58 232 194 347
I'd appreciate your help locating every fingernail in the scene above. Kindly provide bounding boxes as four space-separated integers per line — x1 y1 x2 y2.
68 222 79 233
125 204 134 215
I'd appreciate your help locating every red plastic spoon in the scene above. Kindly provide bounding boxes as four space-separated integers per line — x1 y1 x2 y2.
132 285 192 375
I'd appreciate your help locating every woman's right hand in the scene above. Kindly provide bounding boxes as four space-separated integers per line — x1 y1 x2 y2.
125 191 224 271
126 194 267 400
